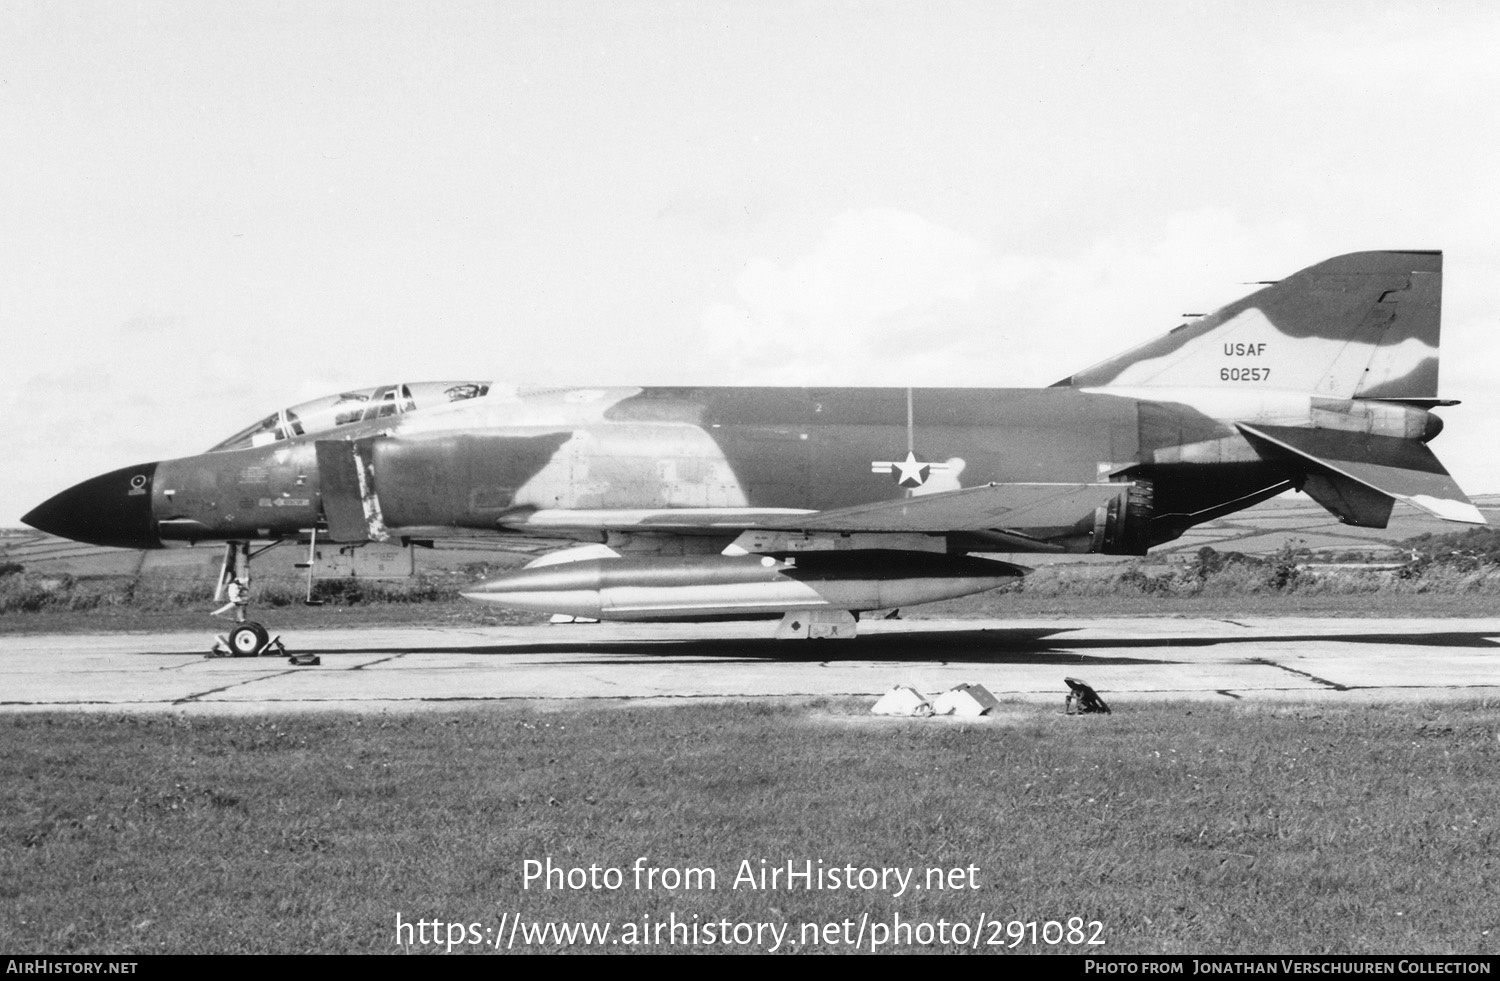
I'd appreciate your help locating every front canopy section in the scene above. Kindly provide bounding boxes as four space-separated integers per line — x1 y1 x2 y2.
208 381 491 452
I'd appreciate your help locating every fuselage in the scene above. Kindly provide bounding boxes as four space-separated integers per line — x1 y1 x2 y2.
22 383 1445 555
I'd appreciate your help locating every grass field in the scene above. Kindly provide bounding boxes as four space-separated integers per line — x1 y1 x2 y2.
4 590 1500 636
5 546 1500 634
7 592 1500 639
3 700 1497 954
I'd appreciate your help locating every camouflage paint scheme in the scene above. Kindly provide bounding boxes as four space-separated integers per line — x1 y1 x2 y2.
23 251 1483 628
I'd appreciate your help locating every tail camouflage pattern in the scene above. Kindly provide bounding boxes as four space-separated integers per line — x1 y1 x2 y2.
1056 250 1443 402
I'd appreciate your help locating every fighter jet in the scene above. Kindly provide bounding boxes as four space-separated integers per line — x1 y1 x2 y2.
23 250 1483 646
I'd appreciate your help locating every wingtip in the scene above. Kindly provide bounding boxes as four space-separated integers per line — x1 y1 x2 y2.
1404 495 1486 525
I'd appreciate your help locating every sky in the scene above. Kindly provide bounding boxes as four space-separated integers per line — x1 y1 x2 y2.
4 0 1500 525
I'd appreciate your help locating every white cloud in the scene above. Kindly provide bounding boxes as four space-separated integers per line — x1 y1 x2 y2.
696 208 1039 385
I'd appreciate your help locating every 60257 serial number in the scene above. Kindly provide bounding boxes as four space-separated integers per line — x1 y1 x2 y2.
1220 367 1270 382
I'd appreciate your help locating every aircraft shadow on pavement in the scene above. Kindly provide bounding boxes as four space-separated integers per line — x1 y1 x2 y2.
282 627 1126 663
279 625 1500 664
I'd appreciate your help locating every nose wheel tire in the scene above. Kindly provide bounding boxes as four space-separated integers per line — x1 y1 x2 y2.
228 621 270 657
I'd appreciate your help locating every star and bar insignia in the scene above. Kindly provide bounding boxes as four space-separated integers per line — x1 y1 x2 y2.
871 450 951 488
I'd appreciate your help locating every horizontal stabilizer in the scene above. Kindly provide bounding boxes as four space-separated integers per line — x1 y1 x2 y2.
1237 423 1484 526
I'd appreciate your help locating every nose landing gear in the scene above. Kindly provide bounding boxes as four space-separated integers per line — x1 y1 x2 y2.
218 619 283 658
208 541 288 658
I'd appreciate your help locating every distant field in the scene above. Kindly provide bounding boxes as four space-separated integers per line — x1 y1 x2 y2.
1145 494 1500 558
4 557 1500 634
0 529 549 579
0 598 541 634
3 700 1496 954
6 592 1500 637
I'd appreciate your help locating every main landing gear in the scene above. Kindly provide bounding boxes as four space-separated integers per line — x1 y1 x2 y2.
208 541 287 658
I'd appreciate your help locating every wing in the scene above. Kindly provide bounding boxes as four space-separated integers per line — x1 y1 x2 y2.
498 482 1129 542
758 482 1128 534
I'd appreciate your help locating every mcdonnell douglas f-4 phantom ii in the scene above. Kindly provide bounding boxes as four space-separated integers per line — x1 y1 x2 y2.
23 250 1484 647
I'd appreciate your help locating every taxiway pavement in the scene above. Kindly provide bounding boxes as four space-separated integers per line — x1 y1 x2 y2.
4 617 1500 713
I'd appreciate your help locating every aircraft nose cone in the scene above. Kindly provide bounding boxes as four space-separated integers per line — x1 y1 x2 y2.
22 462 161 549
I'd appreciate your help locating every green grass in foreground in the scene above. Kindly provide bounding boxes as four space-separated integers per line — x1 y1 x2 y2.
3 701 1498 954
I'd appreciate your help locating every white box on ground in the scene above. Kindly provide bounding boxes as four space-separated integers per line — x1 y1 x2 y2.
871 685 934 717
932 683 1001 717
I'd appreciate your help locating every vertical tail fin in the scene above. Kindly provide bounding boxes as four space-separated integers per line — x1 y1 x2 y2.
1055 250 1442 400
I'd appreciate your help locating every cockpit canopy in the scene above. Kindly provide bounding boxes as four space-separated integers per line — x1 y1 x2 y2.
209 381 491 452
